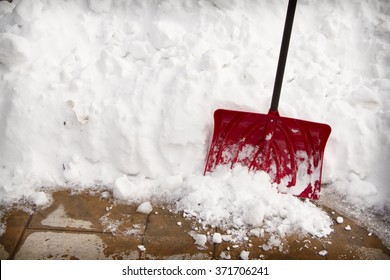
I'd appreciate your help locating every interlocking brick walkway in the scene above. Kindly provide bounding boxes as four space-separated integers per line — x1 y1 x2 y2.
1 190 389 260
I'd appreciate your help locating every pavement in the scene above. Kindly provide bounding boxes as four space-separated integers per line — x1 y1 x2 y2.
1 189 389 260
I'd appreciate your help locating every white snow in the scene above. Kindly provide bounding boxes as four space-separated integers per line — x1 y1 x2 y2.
212 233 222 244
0 33 30 68
136 201 153 215
336 216 344 224
220 251 231 260
190 232 208 248
318 250 328 256
0 0 389 245
137 245 146 252
240 250 250 260
345 225 352 231
222 235 232 242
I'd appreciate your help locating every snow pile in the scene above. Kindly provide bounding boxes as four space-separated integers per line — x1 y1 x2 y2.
176 167 333 237
0 0 389 242
111 166 333 238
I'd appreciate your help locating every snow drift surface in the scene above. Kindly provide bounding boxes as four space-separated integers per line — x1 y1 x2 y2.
0 0 389 241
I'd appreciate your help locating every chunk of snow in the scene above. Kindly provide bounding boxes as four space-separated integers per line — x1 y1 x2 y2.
240 250 250 260
212 233 222 244
220 251 231 260
319 250 328 256
345 225 352 231
336 216 344 224
190 232 207 247
222 235 232 242
136 202 153 214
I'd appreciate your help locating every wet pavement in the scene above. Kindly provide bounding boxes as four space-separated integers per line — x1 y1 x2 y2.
1 190 389 260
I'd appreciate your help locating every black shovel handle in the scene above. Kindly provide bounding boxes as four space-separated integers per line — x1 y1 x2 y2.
270 0 297 112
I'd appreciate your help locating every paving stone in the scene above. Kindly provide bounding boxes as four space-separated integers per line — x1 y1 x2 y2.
142 207 214 259
14 229 140 260
99 233 142 260
323 210 390 260
29 191 109 232
29 190 147 235
100 202 147 236
0 209 30 260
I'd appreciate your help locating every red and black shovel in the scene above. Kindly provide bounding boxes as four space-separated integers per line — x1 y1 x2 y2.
204 0 331 199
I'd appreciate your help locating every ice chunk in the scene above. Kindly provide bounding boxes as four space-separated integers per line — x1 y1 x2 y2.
240 250 250 260
190 232 207 247
220 251 231 260
136 202 153 214
319 250 327 256
212 233 222 244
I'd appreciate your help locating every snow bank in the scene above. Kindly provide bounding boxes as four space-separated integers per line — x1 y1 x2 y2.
0 0 389 241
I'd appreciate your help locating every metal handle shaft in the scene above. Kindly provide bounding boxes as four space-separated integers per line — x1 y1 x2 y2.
270 0 297 112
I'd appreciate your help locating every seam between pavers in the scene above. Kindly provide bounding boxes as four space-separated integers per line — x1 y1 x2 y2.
212 243 218 260
139 212 152 260
27 226 148 238
27 226 108 235
212 227 221 260
9 214 33 260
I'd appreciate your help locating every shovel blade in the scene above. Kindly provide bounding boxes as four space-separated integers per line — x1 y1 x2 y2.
204 109 331 199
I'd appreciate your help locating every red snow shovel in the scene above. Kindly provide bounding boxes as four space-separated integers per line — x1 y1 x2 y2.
204 0 331 199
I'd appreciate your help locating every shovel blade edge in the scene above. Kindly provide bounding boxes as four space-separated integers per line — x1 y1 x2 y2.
204 109 331 199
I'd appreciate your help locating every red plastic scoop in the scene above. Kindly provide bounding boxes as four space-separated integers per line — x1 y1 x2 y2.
204 109 331 199
204 0 331 199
